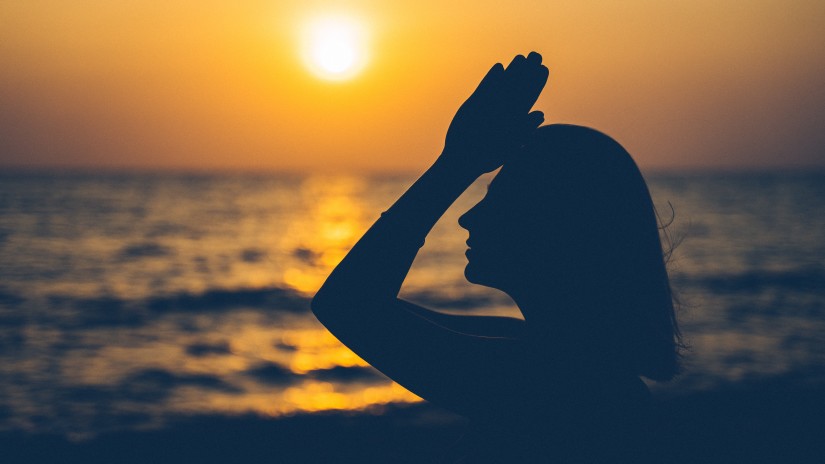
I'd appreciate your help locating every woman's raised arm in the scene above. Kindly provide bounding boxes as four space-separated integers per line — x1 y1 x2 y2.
310 53 548 411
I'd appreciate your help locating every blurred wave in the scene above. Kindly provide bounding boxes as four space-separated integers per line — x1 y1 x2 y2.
681 267 825 294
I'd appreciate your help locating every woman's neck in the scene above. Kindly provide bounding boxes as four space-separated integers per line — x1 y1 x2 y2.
512 288 631 374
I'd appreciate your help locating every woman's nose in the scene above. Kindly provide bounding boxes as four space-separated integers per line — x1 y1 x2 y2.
459 202 481 231
458 211 470 230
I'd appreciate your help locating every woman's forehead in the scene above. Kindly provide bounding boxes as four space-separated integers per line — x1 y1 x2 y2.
485 169 532 207
486 170 508 196
490 163 530 192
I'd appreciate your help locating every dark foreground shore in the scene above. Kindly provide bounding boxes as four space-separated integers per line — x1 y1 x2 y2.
4 377 824 464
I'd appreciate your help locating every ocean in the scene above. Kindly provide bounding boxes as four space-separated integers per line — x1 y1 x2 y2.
1 170 824 441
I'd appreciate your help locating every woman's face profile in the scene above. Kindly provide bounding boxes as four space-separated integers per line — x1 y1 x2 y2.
458 167 540 291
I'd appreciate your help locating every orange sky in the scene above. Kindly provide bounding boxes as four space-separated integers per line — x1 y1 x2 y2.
2 0 824 172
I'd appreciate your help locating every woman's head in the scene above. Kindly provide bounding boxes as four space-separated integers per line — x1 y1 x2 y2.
459 124 682 381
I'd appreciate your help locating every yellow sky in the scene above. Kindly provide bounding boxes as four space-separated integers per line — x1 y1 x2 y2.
2 0 824 172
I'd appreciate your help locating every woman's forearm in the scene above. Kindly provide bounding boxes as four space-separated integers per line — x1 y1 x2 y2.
312 153 477 312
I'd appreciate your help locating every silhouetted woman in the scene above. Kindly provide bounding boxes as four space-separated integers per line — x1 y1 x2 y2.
311 52 681 462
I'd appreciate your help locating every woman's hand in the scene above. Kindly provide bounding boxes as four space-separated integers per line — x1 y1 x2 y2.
442 52 549 177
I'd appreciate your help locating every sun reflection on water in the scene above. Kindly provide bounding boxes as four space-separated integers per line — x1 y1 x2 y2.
11 311 422 437
280 329 367 373
281 176 369 294
283 381 419 413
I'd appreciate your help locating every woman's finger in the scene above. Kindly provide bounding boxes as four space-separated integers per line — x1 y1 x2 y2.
524 65 549 107
526 51 542 64
505 54 527 73
471 63 505 98
504 53 548 113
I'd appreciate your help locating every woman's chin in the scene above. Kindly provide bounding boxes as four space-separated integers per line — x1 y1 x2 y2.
464 263 496 288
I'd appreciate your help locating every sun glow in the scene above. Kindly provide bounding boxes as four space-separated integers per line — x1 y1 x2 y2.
302 14 369 81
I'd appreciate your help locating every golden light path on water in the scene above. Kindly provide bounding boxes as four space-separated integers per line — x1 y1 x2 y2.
177 176 420 418
281 176 370 294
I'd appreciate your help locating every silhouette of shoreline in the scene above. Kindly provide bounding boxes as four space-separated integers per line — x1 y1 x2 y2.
5 374 823 464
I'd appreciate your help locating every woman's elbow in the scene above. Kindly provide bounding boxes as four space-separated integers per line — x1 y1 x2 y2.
311 285 384 330
310 285 354 327
311 272 351 316
310 288 335 322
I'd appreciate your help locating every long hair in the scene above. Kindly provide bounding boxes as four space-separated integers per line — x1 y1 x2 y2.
510 124 683 381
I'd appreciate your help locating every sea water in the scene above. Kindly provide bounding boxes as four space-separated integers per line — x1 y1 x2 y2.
1 170 823 439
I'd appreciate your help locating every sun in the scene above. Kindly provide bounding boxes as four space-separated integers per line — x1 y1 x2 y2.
302 14 368 81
